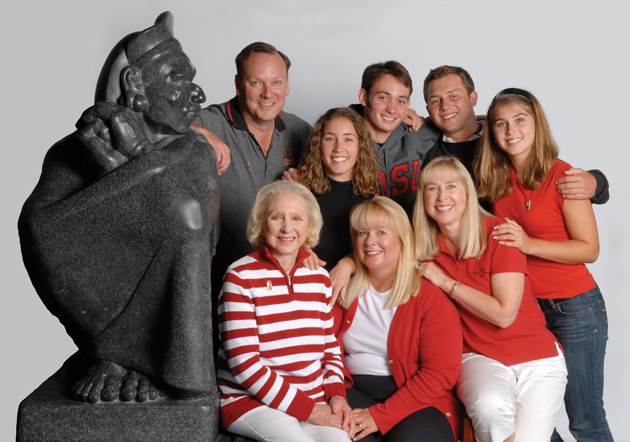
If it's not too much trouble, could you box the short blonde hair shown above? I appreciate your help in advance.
[247,181,323,249]
[342,197,420,310]
[414,156,490,260]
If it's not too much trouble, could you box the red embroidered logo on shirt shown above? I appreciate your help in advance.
[284,152,294,166]
[473,268,490,277]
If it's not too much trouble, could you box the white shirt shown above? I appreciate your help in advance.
[342,286,397,376]
[442,120,485,143]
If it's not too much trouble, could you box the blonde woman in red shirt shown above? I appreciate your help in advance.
[475,88,613,442]
[414,156,567,442]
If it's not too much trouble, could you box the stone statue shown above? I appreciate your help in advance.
[18,12,219,404]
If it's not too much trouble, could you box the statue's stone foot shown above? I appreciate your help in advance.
[17,352,221,442]
[73,360,125,403]
[73,360,163,403]
[120,368,161,402]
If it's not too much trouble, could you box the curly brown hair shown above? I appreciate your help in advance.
[298,108,380,197]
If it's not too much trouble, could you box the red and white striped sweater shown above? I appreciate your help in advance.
[217,244,346,428]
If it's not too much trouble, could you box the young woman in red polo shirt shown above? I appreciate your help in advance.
[474,89,613,442]
[414,156,567,442]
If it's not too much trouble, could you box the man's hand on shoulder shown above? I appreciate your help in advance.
[192,124,231,175]
[555,168,596,200]
[404,108,426,132]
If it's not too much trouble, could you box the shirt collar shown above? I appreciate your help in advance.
[443,120,485,143]
[257,243,310,272]
[226,96,287,133]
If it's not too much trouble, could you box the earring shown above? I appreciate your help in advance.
[133,94,147,112]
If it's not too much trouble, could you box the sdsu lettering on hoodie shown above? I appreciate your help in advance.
[349,104,441,217]
[374,122,441,217]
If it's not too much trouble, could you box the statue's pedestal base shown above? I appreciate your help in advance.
[17,353,220,442]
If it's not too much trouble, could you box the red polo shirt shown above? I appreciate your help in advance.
[433,217,560,366]
[493,159,596,300]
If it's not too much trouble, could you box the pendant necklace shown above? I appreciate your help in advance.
[518,174,533,210]
[523,187,534,210]
[515,167,533,210]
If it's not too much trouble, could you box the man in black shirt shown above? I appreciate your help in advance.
[422,65,609,204]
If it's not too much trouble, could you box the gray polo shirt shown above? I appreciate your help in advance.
[195,96,312,279]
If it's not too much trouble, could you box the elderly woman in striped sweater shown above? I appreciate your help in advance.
[217,180,355,442]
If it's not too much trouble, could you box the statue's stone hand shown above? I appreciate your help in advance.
[76,102,151,174]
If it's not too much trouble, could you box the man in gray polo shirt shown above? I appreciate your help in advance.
[194,42,312,299]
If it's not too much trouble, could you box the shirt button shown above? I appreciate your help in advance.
[346,320,351,324]
[388,359,393,365]
[445,412,452,418]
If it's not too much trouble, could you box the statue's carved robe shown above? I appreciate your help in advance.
[19,129,219,398]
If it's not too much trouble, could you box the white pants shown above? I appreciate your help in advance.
[227,405,353,442]
[457,348,567,442]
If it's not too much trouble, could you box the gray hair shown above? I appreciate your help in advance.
[247,181,323,249]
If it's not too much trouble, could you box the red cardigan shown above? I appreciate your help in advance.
[333,280,464,441]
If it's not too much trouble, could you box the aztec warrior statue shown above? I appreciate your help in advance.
[19,12,219,404]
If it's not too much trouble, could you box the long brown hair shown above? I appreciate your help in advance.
[475,89,559,202]
[298,107,380,197]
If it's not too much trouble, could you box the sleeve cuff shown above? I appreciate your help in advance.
[369,405,391,434]
[286,393,316,422]
[588,169,610,205]
[324,383,347,401]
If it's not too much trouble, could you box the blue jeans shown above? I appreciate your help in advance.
[545,285,614,442]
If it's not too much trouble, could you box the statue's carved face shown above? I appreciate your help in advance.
[142,53,206,135]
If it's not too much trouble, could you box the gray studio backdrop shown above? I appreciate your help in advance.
[2,1,628,441]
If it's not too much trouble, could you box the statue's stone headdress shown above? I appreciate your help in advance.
[94,11,182,104]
